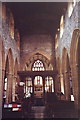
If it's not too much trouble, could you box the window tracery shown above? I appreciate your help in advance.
[32,60,45,71]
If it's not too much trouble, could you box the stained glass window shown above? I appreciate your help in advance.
[32,60,45,71]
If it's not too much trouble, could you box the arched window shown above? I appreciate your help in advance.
[25,77,32,98]
[34,76,43,85]
[45,76,54,92]
[32,60,45,71]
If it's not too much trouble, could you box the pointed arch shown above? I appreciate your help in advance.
[61,47,71,101]
[4,48,14,103]
[70,29,80,109]
[25,53,53,71]
[21,50,52,70]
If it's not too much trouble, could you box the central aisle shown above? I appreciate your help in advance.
[31,106,45,118]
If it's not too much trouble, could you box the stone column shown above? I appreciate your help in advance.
[58,74,61,92]
[42,76,45,94]
[6,73,13,103]
[32,76,35,95]
[54,74,59,93]
[24,79,26,97]
[53,77,56,92]
[2,69,5,102]
[56,74,61,100]
[12,75,17,102]
[0,37,2,119]
[64,71,71,101]
[62,73,65,94]
[0,2,2,120]
[60,74,65,100]
[71,65,80,117]
[0,68,2,120]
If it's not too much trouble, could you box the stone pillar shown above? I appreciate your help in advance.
[0,68,2,120]
[57,74,61,99]
[54,74,61,99]
[2,69,5,101]
[42,76,45,94]
[0,2,3,120]
[6,73,13,103]
[58,74,61,92]
[24,79,26,96]
[0,42,2,120]
[62,73,65,94]
[53,77,56,92]
[60,74,65,100]
[32,77,34,95]
[12,75,17,102]
[71,65,79,117]
[64,71,71,101]
[77,64,80,117]
[54,74,59,93]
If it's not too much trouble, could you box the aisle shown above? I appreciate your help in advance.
[31,106,45,118]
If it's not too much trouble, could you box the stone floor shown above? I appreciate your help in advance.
[24,101,78,119]
[31,106,45,118]
[2,97,79,119]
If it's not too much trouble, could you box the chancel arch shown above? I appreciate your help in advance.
[25,53,53,71]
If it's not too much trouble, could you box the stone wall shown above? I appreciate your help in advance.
[1,4,20,105]
[55,2,80,111]
[20,34,55,70]
[2,21,20,66]
[56,2,79,60]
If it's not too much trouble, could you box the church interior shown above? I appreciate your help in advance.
[0,1,80,119]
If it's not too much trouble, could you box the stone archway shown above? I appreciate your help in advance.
[4,48,14,103]
[70,29,80,111]
[61,47,71,101]
[25,53,53,71]
[21,51,53,71]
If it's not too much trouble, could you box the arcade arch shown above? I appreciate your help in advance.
[70,29,80,110]
[3,48,14,103]
[61,47,73,101]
